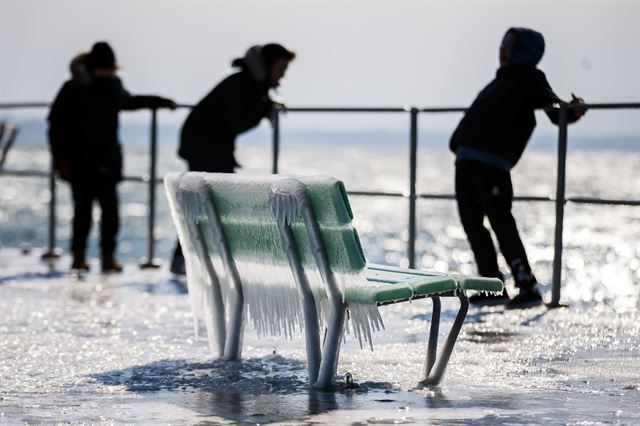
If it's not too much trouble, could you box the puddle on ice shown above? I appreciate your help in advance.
[1,249,639,424]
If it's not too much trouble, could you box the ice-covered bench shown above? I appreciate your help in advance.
[164,172,502,389]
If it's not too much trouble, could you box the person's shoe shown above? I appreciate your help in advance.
[469,288,510,306]
[170,254,186,275]
[71,258,90,271]
[71,249,90,272]
[102,250,123,273]
[506,286,543,309]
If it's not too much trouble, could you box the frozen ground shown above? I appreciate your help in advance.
[1,248,638,425]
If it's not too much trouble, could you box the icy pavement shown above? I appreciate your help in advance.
[1,248,638,424]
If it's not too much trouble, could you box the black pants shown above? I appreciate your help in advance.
[172,161,234,261]
[70,177,119,253]
[455,160,534,288]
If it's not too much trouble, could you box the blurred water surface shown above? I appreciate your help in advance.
[2,145,638,305]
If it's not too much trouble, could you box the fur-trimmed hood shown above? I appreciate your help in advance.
[69,52,92,85]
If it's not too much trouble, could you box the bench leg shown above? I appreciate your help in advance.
[421,294,469,386]
[223,289,244,361]
[423,296,441,378]
[193,223,226,358]
[276,221,322,384]
[197,186,245,361]
[302,299,322,385]
[314,303,346,389]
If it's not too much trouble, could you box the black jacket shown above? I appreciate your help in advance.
[48,76,166,182]
[178,70,272,171]
[450,65,579,168]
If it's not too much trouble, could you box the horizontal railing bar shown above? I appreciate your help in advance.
[283,107,408,113]
[566,102,640,110]
[347,190,406,198]
[3,102,639,112]
[566,196,640,206]
[0,102,49,109]
[279,103,640,113]
[0,169,50,177]
[417,193,640,205]
[346,189,639,206]
[0,169,161,183]
[420,107,466,113]
[418,194,554,202]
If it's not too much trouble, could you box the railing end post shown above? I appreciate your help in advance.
[140,258,163,269]
[41,247,63,261]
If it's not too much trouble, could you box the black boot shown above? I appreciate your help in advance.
[170,242,186,275]
[506,286,543,309]
[506,258,542,309]
[71,248,90,271]
[170,254,186,275]
[102,249,123,273]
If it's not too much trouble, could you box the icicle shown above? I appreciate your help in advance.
[165,172,391,360]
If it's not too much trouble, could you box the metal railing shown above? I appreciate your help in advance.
[1,101,639,306]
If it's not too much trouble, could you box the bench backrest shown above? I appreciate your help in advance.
[166,172,366,272]
[164,172,368,336]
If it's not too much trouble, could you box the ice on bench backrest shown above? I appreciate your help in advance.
[164,172,368,338]
[176,173,366,273]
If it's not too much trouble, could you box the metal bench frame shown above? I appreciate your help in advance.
[174,175,476,389]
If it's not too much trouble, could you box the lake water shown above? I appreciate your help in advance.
[0,144,639,423]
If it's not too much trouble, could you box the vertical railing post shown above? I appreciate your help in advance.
[408,107,418,269]
[550,106,568,307]
[41,156,61,260]
[271,107,280,174]
[140,107,160,269]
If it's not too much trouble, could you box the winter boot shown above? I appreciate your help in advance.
[102,249,123,273]
[71,248,90,272]
[170,253,186,275]
[506,258,543,309]
[506,286,543,309]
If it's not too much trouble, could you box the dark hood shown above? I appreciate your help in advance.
[507,27,545,66]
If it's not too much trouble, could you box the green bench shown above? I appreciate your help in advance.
[164,172,502,389]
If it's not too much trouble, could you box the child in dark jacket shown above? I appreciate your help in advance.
[450,28,586,308]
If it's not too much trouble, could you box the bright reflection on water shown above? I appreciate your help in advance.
[1,146,639,423]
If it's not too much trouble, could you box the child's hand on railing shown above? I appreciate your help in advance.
[570,93,587,118]
[160,98,177,110]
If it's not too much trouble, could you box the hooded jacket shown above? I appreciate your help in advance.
[178,68,273,171]
[450,28,580,170]
[48,53,168,182]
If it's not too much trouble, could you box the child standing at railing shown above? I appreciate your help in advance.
[450,28,587,309]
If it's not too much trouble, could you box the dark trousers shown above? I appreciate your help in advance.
[70,178,119,253]
[455,160,534,288]
[172,161,234,261]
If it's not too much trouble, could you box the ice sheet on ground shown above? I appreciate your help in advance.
[1,249,638,424]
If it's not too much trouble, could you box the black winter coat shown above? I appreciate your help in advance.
[48,77,166,183]
[450,65,579,168]
[178,70,273,171]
